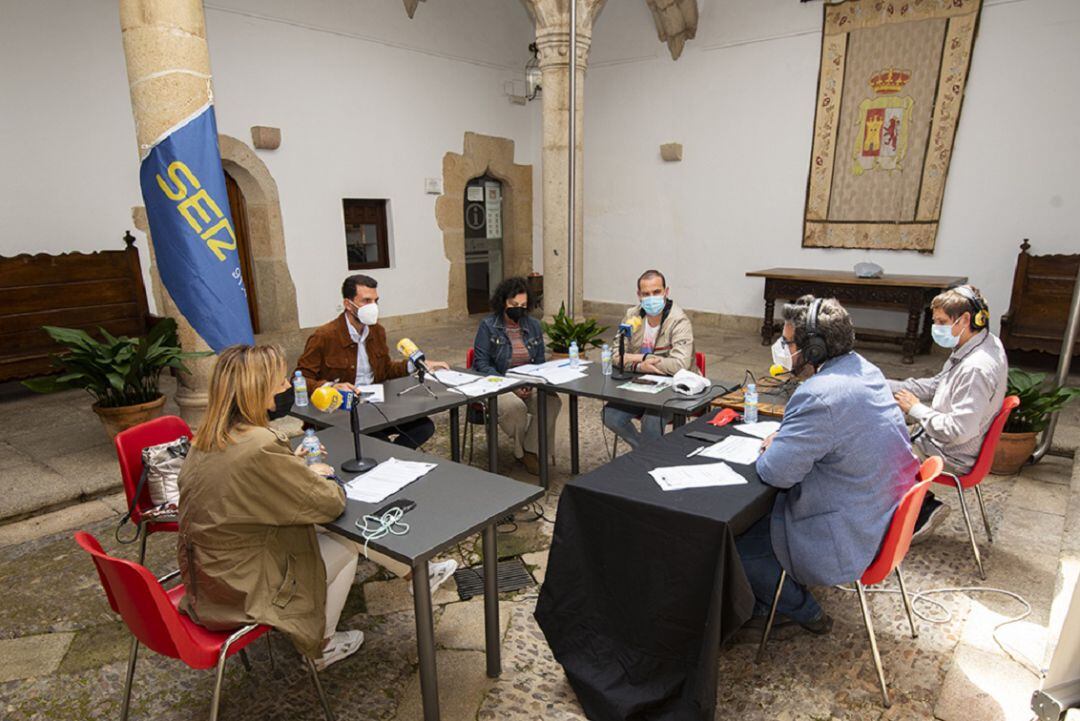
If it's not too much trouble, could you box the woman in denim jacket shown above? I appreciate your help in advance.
[472,277,562,475]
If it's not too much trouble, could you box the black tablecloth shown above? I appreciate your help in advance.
[535,415,777,721]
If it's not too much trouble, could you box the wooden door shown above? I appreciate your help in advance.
[225,172,260,334]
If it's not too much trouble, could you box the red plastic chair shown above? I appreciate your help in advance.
[933,395,1020,579]
[756,456,944,708]
[462,349,487,462]
[75,531,334,721]
[694,351,706,376]
[115,415,191,564]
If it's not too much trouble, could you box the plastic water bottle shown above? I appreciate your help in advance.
[293,370,309,407]
[600,344,612,376]
[568,341,580,369]
[301,428,323,466]
[744,383,759,424]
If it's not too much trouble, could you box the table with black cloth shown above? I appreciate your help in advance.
[534,414,778,721]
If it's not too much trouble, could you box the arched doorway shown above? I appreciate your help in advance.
[224,171,260,333]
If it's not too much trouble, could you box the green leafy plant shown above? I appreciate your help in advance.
[22,319,210,408]
[1004,368,1080,433]
[542,303,609,354]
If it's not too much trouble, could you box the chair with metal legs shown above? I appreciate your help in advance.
[931,395,1020,579]
[756,456,944,708]
[114,416,192,565]
[610,352,708,458]
[74,531,334,721]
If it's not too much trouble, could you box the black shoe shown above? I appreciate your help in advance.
[911,496,950,545]
[799,612,833,635]
[742,613,796,631]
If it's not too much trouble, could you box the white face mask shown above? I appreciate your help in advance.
[771,338,794,371]
[351,301,379,326]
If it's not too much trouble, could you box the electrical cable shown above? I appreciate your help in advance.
[368,400,425,450]
[834,583,1040,677]
[355,507,410,559]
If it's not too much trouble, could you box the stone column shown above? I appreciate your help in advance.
[119,0,217,428]
[522,0,607,319]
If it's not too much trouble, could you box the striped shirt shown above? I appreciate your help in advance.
[506,324,530,368]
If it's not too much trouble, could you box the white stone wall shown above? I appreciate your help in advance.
[582,0,1080,330]
[0,0,539,325]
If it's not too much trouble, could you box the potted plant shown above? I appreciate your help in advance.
[542,303,609,357]
[22,318,209,438]
[992,368,1080,474]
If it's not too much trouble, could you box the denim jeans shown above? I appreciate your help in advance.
[735,514,823,624]
[602,403,665,450]
[371,416,435,449]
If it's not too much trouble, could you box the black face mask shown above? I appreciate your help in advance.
[505,306,527,322]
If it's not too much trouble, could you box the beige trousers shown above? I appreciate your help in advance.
[498,388,562,459]
[318,531,409,638]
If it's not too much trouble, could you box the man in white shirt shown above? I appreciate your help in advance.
[890,285,1008,542]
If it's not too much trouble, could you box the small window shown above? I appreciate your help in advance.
[342,199,390,270]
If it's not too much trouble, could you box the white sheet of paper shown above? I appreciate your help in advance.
[507,365,588,385]
[638,374,673,386]
[616,379,667,394]
[648,462,748,491]
[433,369,482,387]
[697,435,763,465]
[344,457,437,503]
[355,384,384,403]
[733,421,781,440]
[448,375,525,397]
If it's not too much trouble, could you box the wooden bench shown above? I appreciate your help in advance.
[746,267,967,364]
[0,232,157,382]
[1000,239,1080,360]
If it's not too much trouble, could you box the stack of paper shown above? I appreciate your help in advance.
[448,375,525,397]
[432,369,482,387]
[733,420,781,439]
[649,462,747,491]
[617,379,667,394]
[508,359,588,385]
[698,435,763,465]
[344,457,437,503]
[356,384,384,403]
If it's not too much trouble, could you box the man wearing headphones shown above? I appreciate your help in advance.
[737,296,919,635]
[890,285,1007,542]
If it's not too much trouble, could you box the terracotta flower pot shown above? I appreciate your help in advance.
[92,395,167,439]
[991,430,1037,475]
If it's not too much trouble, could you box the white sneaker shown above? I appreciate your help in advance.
[315,630,364,671]
[429,559,458,594]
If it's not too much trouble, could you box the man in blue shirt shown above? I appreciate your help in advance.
[738,296,919,634]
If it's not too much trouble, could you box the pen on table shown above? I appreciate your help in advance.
[686,445,705,458]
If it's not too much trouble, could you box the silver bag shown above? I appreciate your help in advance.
[142,437,189,506]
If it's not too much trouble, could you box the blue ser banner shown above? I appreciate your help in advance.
[139,105,254,353]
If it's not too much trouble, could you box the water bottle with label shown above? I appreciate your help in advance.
[744,383,759,424]
[568,341,580,369]
[301,428,323,466]
[600,344,612,376]
[293,370,309,407]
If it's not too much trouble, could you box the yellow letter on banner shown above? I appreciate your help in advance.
[201,218,238,261]
[156,161,201,201]
[178,188,225,234]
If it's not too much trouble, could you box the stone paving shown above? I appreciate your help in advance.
[1,317,1077,721]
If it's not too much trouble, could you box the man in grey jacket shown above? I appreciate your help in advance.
[890,285,1007,542]
[738,296,919,634]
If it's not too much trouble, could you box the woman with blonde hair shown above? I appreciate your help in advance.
[177,344,367,669]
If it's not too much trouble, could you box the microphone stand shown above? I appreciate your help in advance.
[341,399,377,474]
[612,328,633,380]
[397,363,438,398]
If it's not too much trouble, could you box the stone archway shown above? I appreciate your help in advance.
[217,135,299,334]
[436,132,533,319]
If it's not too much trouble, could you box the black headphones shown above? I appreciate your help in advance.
[951,285,989,331]
[802,298,829,367]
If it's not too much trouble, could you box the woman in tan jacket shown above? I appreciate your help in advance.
[177,345,366,668]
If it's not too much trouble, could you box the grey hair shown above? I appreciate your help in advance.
[782,295,855,361]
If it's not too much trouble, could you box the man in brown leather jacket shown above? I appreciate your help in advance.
[296,274,449,448]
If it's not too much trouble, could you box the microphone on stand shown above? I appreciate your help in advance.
[395,338,439,398]
[611,316,641,381]
[311,385,376,474]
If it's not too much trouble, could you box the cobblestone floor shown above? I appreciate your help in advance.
[1,318,1075,720]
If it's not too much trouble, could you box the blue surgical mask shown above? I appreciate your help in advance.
[640,296,666,317]
[931,318,960,349]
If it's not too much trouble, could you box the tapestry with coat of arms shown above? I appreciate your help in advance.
[803,0,982,252]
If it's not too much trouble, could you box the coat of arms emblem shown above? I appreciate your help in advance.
[852,68,914,176]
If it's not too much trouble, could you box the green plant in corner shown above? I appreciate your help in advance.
[542,303,609,354]
[1004,368,1080,433]
[22,318,211,408]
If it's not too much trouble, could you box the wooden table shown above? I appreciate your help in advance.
[746,268,967,363]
